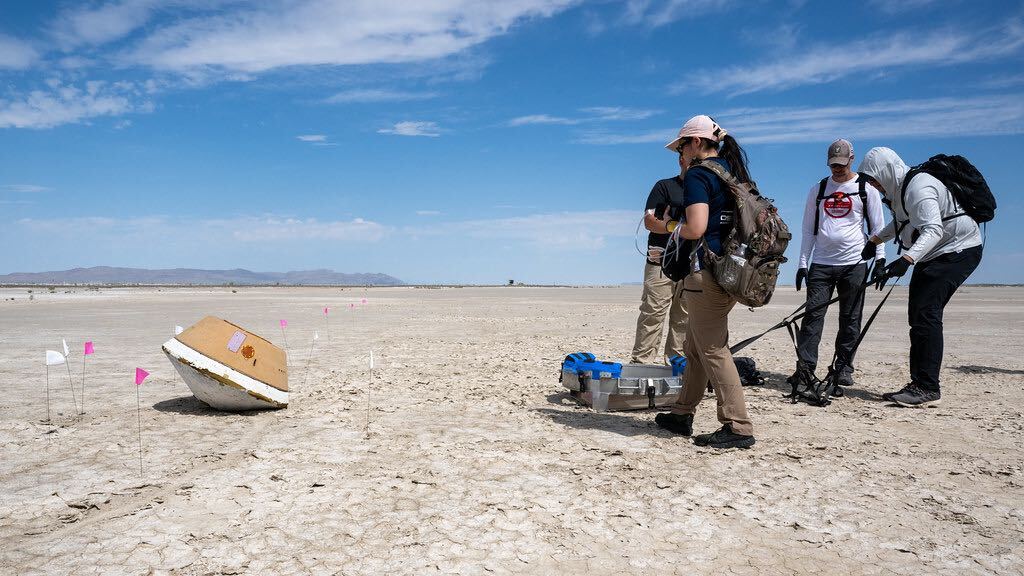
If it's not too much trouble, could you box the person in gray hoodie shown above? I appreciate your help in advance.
[858,147,983,407]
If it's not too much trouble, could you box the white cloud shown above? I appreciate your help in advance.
[124,0,579,73]
[4,209,643,282]
[574,129,672,145]
[715,94,1024,143]
[221,217,386,242]
[1,184,52,193]
[509,114,580,126]
[981,73,1024,90]
[416,210,442,216]
[49,0,161,49]
[405,210,637,250]
[324,88,439,104]
[296,134,327,142]
[8,210,632,260]
[866,0,947,14]
[622,0,734,27]
[0,80,153,129]
[0,33,39,69]
[581,106,659,121]
[378,121,441,137]
[16,215,387,243]
[510,107,661,127]
[682,23,1024,95]
[572,94,1024,145]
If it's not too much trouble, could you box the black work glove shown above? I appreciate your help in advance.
[879,257,912,288]
[861,240,877,261]
[795,267,807,291]
[870,258,887,289]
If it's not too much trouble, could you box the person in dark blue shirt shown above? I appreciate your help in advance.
[680,156,735,259]
[649,115,755,450]
[631,174,690,364]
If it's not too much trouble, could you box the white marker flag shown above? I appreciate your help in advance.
[62,339,70,357]
[369,350,374,369]
[46,350,66,366]
[175,325,184,335]
[314,331,319,341]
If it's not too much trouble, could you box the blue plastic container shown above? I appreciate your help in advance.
[562,352,623,379]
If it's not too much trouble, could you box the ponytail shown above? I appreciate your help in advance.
[717,134,751,183]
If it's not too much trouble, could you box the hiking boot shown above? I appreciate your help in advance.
[787,365,815,386]
[831,384,844,398]
[692,423,755,449]
[881,383,913,402]
[836,371,855,387]
[655,412,693,436]
[891,384,942,408]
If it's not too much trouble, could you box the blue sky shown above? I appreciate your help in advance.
[1,0,1022,284]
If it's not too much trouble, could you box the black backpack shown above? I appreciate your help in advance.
[901,154,996,224]
[734,357,765,387]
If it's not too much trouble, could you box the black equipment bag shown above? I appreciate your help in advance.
[901,154,996,224]
[733,357,765,387]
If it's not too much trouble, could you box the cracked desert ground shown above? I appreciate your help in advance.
[1,285,1022,575]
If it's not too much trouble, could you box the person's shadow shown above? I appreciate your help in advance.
[956,364,1024,376]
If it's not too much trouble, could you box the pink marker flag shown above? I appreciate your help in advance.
[280,319,288,328]
[361,298,367,305]
[135,368,149,386]
[84,341,95,355]
[323,307,329,316]
[349,303,355,309]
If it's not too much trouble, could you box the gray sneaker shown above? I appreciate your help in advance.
[891,384,942,408]
[882,383,913,402]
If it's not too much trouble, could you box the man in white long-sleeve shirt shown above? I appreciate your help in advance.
[791,139,885,389]
[859,147,983,407]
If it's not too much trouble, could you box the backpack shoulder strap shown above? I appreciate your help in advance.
[856,172,873,233]
[692,158,737,187]
[691,159,741,257]
[894,168,924,255]
[814,177,828,236]
[900,167,922,210]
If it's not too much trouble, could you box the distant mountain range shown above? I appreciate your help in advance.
[0,267,403,286]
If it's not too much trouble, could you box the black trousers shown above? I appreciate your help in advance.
[908,245,983,392]
[796,262,867,373]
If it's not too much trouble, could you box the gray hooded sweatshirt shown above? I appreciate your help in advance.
[858,147,981,263]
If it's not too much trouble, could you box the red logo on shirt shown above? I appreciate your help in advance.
[823,193,853,218]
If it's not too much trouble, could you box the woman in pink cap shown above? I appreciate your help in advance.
[651,115,757,449]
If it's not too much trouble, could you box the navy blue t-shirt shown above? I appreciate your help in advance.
[644,176,685,263]
[682,157,736,257]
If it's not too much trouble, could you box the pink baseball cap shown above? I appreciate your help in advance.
[665,115,727,152]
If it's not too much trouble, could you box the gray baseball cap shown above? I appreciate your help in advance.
[828,139,854,166]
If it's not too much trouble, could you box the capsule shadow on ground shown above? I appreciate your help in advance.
[152,395,262,417]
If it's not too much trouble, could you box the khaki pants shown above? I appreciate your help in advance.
[669,270,753,436]
[630,261,688,364]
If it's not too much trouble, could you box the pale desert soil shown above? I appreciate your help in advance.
[0,285,1021,575]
